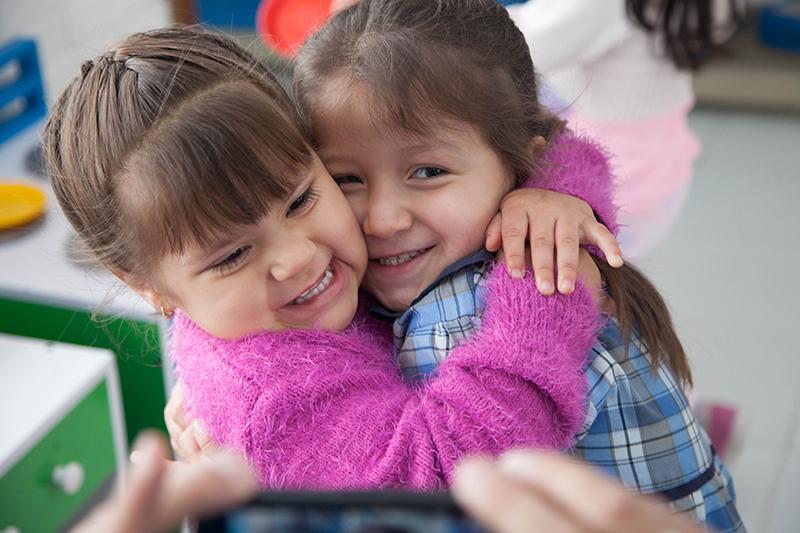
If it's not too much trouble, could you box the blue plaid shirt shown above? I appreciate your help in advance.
[374,258,745,532]
[371,251,492,382]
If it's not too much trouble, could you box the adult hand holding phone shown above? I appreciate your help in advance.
[453,450,703,533]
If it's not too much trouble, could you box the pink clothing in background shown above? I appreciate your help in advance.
[566,104,700,258]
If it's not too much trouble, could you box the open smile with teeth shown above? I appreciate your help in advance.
[376,248,429,266]
[291,266,334,305]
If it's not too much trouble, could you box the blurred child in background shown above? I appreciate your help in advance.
[504,0,741,258]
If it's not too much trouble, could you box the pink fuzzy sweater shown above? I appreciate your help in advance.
[173,269,598,490]
[532,131,618,237]
[171,131,615,490]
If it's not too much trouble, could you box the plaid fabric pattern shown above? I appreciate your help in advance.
[390,260,744,532]
[574,321,745,532]
[391,263,490,382]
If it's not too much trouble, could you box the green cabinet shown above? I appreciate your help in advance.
[0,124,172,446]
[0,335,127,531]
[0,297,167,443]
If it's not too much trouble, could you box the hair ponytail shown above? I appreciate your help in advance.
[596,260,692,386]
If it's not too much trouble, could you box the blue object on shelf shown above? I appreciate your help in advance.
[195,0,260,29]
[759,3,800,55]
[0,39,46,145]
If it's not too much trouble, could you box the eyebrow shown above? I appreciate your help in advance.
[321,139,465,165]
[182,238,237,271]
[184,171,318,270]
[397,141,464,156]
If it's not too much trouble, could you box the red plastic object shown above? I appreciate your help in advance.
[257,0,332,57]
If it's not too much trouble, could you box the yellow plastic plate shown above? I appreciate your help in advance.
[0,183,47,229]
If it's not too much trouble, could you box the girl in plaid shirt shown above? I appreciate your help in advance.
[285,0,743,530]
[48,24,613,492]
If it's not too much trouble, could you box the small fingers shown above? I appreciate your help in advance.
[528,216,556,295]
[192,420,221,453]
[500,207,529,279]
[485,212,503,252]
[163,383,189,448]
[555,220,581,294]
[582,222,623,267]
[175,424,202,461]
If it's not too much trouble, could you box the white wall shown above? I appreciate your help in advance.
[0,0,171,104]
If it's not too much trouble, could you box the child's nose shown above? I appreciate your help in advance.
[269,238,316,281]
[363,190,413,238]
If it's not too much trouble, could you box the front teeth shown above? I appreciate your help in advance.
[378,249,425,266]
[291,267,334,305]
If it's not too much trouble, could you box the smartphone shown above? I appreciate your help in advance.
[198,489,487,533]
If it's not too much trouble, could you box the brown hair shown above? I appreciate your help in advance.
[295,0,691,385]
[294,0,564,187]
[44,25,313,285]
[626,0,742,70]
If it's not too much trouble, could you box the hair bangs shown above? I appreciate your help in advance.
[342,39,539,182]
[121,80,313,263]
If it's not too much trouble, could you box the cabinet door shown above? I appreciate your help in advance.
[0,382,116,532]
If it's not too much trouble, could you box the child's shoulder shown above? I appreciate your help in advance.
[583,318,676,394]
[171,309,388,373]
[545,128,613,170]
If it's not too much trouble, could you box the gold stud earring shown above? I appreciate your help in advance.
[160,305,174,319]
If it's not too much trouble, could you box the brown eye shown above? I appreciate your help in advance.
[333,175,363,186]
[287,186,319,216]
[211,246,251,273]
[411,166,446,179]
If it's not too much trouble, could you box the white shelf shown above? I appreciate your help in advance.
[0,334,125,478]
[0,123,152,318]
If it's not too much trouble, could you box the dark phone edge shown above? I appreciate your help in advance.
[198,490,468,532]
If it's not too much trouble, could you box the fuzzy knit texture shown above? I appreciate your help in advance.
[172,265,599,490]
[527,130,619,239]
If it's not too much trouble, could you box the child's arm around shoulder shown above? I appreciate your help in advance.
[171,265,601,491]
[530,130,619,232]
[487,131,623,294]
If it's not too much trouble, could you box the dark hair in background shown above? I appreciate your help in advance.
[294,0,564,187]
[626,0,743,70]
[296,0,691,385]
[44,26,312,285]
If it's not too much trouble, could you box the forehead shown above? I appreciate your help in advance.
[313,85,485,156]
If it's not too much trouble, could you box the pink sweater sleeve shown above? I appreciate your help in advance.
[172,265,599,491]
[526,130,619,235]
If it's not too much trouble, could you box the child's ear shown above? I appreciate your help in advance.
[527,135,547,158]
[114,270,175,316]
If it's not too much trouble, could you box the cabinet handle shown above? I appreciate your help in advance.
[52,461,85,495]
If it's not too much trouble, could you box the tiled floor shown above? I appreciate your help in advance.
[639,108,800,532]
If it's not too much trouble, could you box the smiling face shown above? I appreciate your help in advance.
[312,85,515,311]
[151,156,367,339]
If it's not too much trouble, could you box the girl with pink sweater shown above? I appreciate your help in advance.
[44,25,614,489]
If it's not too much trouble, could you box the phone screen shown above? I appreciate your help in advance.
[198,490,487,533]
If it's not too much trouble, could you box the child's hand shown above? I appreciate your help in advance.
[485,188,623,295]
[164,382,217,461]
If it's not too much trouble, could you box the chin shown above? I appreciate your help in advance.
[323,300,358,331]
[376,293,414,313]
